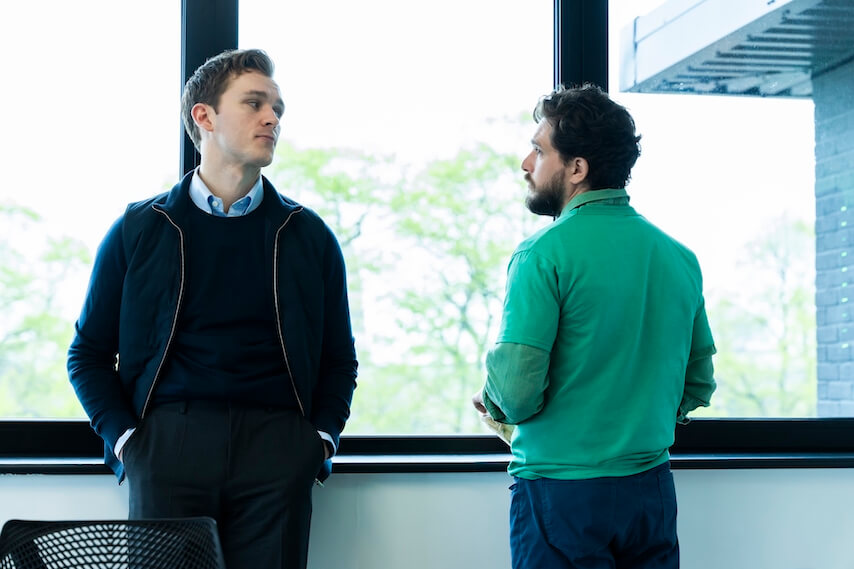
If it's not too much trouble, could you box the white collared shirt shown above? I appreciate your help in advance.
[188,168,264,216]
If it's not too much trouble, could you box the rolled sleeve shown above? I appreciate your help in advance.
[678,300,717,424]
[484,342,551,425]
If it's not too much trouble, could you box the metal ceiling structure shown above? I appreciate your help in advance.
[620,0,854,97]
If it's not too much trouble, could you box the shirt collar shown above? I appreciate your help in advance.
[188,168,265,217]
[560,188,630,218]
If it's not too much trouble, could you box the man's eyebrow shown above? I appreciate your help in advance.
[243,90,285,112]
[243,90,272,99]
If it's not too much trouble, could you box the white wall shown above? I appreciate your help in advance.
[2,469,853,569]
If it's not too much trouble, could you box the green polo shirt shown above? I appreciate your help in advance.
[483,189,716,480]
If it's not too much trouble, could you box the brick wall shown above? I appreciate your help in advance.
[814,59,854,416]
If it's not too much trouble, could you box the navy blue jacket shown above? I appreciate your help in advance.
[68,173,358,481]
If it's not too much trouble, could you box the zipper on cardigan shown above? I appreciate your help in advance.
[272,207,306,416]
[273,206,328,486]
[139,205,187,419]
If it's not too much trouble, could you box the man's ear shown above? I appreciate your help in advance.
[567,157,589,185]
[191,103,215,135]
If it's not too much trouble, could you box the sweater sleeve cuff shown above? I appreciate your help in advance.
[318,430,336,456]
[482,389,508,423]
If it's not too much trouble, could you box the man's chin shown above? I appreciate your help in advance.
[525,194,558,217]
[255,154,275,168]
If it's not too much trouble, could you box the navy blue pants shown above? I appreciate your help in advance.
[509,462,679,569]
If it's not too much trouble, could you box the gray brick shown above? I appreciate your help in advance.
[827,344,853,362]
[818,401,841,417]
[836,171,854,191]
[815,177,839,198]
[815,111,854,142]
[816,212,841,233]
[824,305,853,324]
[817,228,854,252]
[814,62,854,118]
[840,362,854,381]
[840,326,854,342]
[816,269,846,289]
[816,251,844,270]
[839,401,854,416]
[817,179,854,203]
[827,381,853,400]
[816,231,837,251]
[815,56,854,382]
[817,306,828,327]
[818,362,839,381]
[817,151,854,180]
[816,289,839,307]
[817,326,839,343]
[816,194,846,216]
[816,124,854,157]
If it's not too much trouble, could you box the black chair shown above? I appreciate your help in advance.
[0,517,226,569]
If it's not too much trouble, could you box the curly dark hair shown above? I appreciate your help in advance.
[533,84,641,190]
[181,49,276,150]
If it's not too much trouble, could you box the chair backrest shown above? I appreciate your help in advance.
[0,517,226,569]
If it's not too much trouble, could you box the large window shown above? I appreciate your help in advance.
[0,1,180,418]
[612,0,854,418]
[240,0,554,433]
[4,0,854,456]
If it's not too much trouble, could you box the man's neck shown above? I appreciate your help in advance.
[197,161,262,212]
[561,183,590,211]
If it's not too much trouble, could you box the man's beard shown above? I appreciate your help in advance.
[525,169,565,217]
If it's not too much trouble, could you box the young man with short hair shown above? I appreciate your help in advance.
[69,49,358,569]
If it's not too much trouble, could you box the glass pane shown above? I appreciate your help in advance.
[0,2,180,418]
[612,0,854,417]
[240,0,553,433]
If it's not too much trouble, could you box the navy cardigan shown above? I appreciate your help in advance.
[67,173,358,481]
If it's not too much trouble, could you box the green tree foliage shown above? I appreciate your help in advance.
[268,138,544,433]
[0,206,91,417]
[700,217,816,417]
[375,144,544,432]
[0,144,819,429]
[268,141,819,430]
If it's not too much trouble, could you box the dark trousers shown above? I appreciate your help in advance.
[123,401,325,569]
[509,462,679,569]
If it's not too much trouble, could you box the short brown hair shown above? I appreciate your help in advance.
[181,49,275,150]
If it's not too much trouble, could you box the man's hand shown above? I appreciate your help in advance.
[472,390,488,415]
[473,389,514,446]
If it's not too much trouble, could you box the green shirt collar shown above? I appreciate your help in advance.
[560,188,629,218]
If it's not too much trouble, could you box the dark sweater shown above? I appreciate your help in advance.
[153,200,296,408]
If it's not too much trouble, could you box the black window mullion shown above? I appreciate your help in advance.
[180,0,239,175]
[554,0,608,90]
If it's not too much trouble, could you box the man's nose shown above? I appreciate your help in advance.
[521,153,533,172]
[264,107,279,127]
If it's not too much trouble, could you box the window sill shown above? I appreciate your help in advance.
[3,420,854,475]
[4,453,854,476]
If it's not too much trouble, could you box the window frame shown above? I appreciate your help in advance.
[4,419,854,474]
[3,0,852,473]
